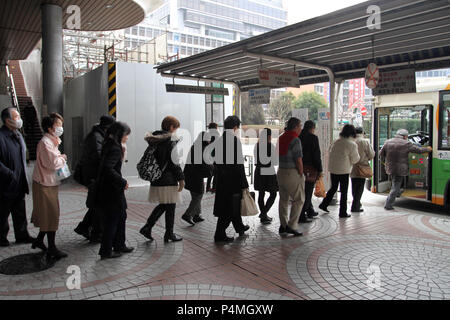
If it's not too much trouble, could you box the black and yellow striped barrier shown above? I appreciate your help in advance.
[108,62,117,118]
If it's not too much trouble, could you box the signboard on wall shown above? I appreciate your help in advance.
[292,108,309,125]
[248,88,271,105]
[258,68,300,87]
[317,108,331,190]
[373,69,416,95]
[166,84,229,95]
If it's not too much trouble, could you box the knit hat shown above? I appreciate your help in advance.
[99,115,116,127]
[396,129,409,137]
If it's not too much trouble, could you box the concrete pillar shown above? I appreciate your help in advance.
[41,4,63,116]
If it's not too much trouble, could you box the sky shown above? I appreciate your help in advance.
[282,0,368,25]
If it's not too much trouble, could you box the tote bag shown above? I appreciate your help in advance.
[241,189,259,216]
[56,163,71,181]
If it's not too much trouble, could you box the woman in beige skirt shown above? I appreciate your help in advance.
[31,113,68,260]
[139,116,185,243]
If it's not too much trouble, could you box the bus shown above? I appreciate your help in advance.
[371,89,450,208]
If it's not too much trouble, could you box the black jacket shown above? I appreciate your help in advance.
[299,131,323,173]
[77,125,106,186]
[97,139,127,210]
[213,131,249,218]
[0,126,29,199]
[184,138,213,194]
[145,131,184,187]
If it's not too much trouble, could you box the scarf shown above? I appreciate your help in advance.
[279,130,299,156]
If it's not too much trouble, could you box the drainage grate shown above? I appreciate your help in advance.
[0,253,56,275]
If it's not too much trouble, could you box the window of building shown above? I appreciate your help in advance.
[205,39,210,47]
[193,48,199,54]
[193,36,198,45]
[439,93,450,149]
[187,47,193,55]
[167,32,173,40]
[146,28,152,38]
[174,33,180,42]
[180,46,186,55]
[187,35,193,44]
[132,27,138,36]
[211,39,216,47]
[200,37,205,46]
[125,28,131,35]
[181,34,186,43]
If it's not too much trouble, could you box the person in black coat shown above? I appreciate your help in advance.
[181,132,213,225]
[253,128,278,224]
[74,115,115,242]
[212,116,250,243]
[96,121,134,260]
[299,120,323,223]
[139,116,185,243]
[0,108,35,247]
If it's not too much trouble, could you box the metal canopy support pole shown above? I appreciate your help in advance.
[42,3,63,116]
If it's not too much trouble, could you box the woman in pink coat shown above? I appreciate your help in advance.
[31,112,68,260]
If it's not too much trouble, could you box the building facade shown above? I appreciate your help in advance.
[122,0,287,60]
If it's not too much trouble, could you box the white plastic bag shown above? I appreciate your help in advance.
[56,163,71,181]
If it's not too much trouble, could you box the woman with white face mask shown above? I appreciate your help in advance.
[31,112,68,260]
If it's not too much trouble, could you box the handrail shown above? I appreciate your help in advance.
[5,65,19,109]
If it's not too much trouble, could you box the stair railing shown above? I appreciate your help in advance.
[5,65,19,109]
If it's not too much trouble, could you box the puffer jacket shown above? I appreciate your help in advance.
[350,134,375,178]
[380,135,430,176]
[145,130,184,187]
[328,137,360,174]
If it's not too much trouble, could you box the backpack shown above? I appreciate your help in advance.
[137,145,167,182]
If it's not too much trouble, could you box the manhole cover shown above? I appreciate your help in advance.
[0,253,56,275]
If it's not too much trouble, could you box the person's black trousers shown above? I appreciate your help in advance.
[146,203,176,235]
[0,196,30,242]
[99,207,126,256]
[214,193,245,239]
[321,174,350,215]
[300,181,316,219]
[258,191,277,216]
[76,207,103,238]
[351,178,366,211]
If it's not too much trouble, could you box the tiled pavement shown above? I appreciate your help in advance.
[0,180,448,300]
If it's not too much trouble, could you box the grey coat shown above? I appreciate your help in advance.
[380,135,430,176]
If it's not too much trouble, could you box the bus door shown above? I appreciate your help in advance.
[375,105,433,200]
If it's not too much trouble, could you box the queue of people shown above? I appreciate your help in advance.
[2,106,422,262]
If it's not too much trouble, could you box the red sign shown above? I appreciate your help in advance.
[365,63,379,89]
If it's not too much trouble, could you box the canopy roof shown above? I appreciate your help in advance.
[155,0,450,91]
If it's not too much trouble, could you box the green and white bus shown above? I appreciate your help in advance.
[372,89,450,208]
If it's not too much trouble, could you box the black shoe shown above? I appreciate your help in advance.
[319,203,330,213]
[114,246,134,254]
[164,233,183,243]
[31,240,47,252]
[238,225,250,236]
[181,214,195,226]
[74,226,90,240]
[351,208,364,213]
[299,217,313,223]
[139,226,154,241]
[193,215,205,223]
[89,235,102,244]
[279,226,287,234]
[285,226,303,236]
[307,211,319,218]
[384,207,394,211]
[0,239,10,247]
[101,252,122,260]
[15,236,36,244]
[214,236,234,243]
[339,213,352,218]
[260,216,273,224]
[47,248,68,260]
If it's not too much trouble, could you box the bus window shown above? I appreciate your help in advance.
[439,92,450,149]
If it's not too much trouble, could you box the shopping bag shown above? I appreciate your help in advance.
[314,177,326,198]
[56,163,71,181]
[241,189,259,216]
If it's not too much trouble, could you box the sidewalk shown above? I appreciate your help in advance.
[0,179,448,300]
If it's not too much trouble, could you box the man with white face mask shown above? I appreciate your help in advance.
[0,107,35,247]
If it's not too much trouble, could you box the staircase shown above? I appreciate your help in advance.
[8,61,43,160]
